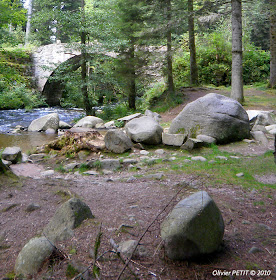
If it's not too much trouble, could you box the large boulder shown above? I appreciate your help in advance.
[125,116,163,145]
[28,113,59,132]
[73,116,104,128]
[104,130,133,153]
[43,198,94,242]
[1,146,22,164]
[15,237,54,277]
[161,191,224,260]
[169,93,250,144]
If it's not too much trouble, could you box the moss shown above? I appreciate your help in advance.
[66,263,79,278]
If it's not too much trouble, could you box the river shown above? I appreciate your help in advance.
[0,107,84,152]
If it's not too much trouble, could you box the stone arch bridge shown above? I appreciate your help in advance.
[32,42,117,106]
[33,42,164,106]
[33,42,82,106]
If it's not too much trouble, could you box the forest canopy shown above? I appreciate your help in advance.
[0,0,274,113]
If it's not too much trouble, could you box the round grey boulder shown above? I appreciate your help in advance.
[169,93,250,144]
[125,116,163,145]
[73,116,104,128]
[161,191,224,260]
[28,113,60,132]
[104,130,133,153]
[15,237,54,276]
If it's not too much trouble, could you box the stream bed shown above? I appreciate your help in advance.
[0,107,84,152]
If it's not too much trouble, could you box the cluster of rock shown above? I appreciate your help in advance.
[15,198,94,277]
[21,93,276,156]
[14,191,224,277]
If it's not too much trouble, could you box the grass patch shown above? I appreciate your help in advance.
[159,145,276,190]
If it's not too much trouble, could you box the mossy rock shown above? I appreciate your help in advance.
[43,198,94,242]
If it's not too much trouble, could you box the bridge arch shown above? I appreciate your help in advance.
[33,43,117,106]
[42,55,83,106]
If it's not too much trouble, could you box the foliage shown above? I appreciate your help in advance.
[173,32,270,87]
[0,84,45,109]
[97,102,136,121]
[140,81,166,110]
[0,47,46,109]
[0,0,26,28]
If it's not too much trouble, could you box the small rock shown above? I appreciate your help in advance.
[215,156,228,160]
[102,170,113,175]
[100,159,121,170]
[242,220,251,224]
[181,138,204,150]
[183,159,192,163]
[123,159,138,164]
[1,146,22,164]
[236,173,244,177]
[118,224,134,231]
[230,156,240,159]
[28,153,46,162]
[105,120,116,128]
[169,157,176,161]
[144,173,164,180]
[78,151,88,160]
[257,223,272,231]
[45,128,56,134]
[128,164,135,171]
[127,176,136,182]
[26,203,41,212]
[118,113,142,123]
[59,120,71,129]
[250,131,269,146]
[140,150,149,155]
[83,170,99,176]
[2,159,12,166]
[249,246,263,254]
[118,240,148,259]
[155,149,165,155]
[191,156,207,162]
[162,133,186,146]
[64,162,79,171]
[21,153,29,163]
[41,170,55,177]
[243,139,255,143]
[196,134,216,144]
[208,160,216,164]
[105,178,113,182]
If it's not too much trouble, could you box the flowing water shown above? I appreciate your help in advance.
[0,107,84,152]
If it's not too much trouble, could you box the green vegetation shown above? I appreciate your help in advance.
[173,32,270,88]
[158,146,276,190]
[0,0,274,114]
[0,48,46,109]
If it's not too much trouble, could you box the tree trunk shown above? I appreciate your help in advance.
[80,0,94,116]
[231,0,244,103]
[188,0,199,86]
[25,0,32,45]
[128,42,136,110]
[166,0,175,93]
[269,0,276,88]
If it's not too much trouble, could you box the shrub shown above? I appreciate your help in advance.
[0,84,46,109]
[173,32,270,87]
